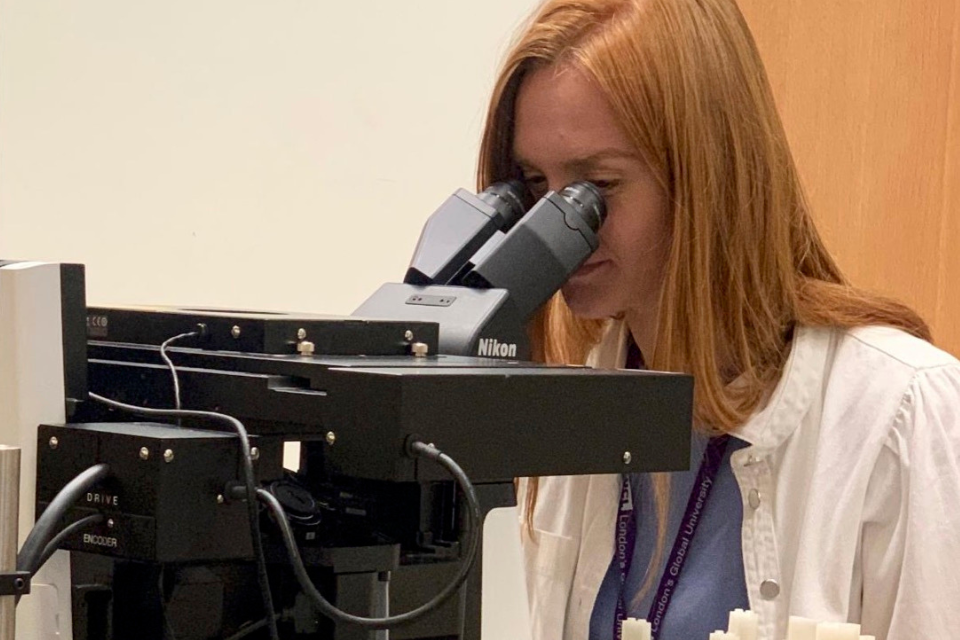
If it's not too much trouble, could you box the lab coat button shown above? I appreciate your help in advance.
[748,489,761,509]
[760,579,780,599]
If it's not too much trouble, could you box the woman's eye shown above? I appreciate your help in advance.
[589,179,619,193]
[523,176,547,196]
[521,176,619,198]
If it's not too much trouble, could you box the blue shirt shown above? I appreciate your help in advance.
[589,435,750,640]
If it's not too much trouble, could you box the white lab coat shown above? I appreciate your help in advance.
[519,322,960,640]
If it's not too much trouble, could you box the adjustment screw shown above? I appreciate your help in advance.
[13,578,24,591]
[163,449,174,463]
[139,447,150,461]
[216,494,225,504]
[250,447,260,461]
[106,518,115,529]
[325,431,337,446]
[297,328,307,340]
[411,342,429,357]
[231,325,241,339]
[404,330,414,342]
[297,340,315,356]
[48,437,59,450]
[623,451,632,464]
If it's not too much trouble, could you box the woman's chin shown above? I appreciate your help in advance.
[560,285,619,319]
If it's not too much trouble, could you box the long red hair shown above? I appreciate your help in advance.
[478,0,930,597]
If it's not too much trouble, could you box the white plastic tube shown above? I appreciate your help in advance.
[621,618,652,640]
[814,622,861,640]
[727,609,758,640]
[787,616,818,640]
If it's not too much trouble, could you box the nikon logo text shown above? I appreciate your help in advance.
[477,338,517,358]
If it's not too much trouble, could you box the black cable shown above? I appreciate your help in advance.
[164,607,179,640]
[255,440,481,631]
[159,330,199,411]
[222,614,282,640]
[17,463,110,574]
[88,392,281,640]
[33,513,105,574]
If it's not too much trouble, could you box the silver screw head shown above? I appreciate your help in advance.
[623,451,633,464]
[411,342,429,357]
[231,325,241,339]
[139,447,150,460]
[163,449,174,463]
[106,518,115,529]
[297,328,307,340]
[49,437,59,450]
[404,330,414,342]
[216,494,225,504]
[250,447,260,461]
[325,431,337,446]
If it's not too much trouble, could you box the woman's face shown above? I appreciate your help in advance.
[512,64,671,321]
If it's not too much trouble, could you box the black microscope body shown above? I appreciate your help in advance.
[31,182,693,640]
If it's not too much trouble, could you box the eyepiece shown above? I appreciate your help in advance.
[477,180,535,230]
[559,181,606,233]
[460,180,607,321]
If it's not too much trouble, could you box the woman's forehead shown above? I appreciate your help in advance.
[512,64,635,168]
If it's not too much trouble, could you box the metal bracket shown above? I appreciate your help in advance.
[0,571,31,597]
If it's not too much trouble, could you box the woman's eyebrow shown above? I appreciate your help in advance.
[513,148,640,172]
[565,149,639,169]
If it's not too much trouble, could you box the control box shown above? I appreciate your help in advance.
[36,422,280,563]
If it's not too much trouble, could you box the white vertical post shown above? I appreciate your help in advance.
[481,507,532,640]
[0,262,74,640]
[0,446,21,640]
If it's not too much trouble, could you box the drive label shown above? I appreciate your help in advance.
[86,492,119,508]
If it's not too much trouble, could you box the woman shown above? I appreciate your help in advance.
[476,1,960,639]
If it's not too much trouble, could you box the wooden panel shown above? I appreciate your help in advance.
[938,8,960,354]
[736,0,960,355]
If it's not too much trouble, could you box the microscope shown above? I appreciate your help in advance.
[0,181,693,640]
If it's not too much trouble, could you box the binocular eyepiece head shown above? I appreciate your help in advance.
[476,180,535,231]
[476,179,606,235]
[404,179,607,308]
[477,179,606,234]
[459,179,608,320]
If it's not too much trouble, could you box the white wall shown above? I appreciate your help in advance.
[0,1,540,314]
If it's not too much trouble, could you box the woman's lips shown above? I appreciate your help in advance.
[572,259,608,278]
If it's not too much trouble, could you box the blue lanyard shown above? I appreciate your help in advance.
[613,476,638,639]
[613,436,730,640]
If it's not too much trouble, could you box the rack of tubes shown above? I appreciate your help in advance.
[621,609,876,640]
